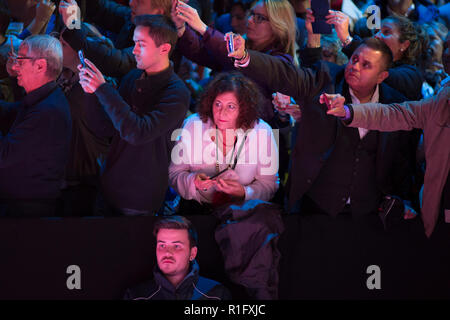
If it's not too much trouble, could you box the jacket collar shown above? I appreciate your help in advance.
[22,81,57,108]
[153,259,200,294]
[134,63,174,94]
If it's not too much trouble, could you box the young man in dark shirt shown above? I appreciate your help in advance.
[79,15,190,216]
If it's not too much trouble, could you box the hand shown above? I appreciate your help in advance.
[175,1,207,35]
[6,51,18,77]
[215,179,245,199]
[35,0,56,24]
[225,32,246,58]
[171,0,186,35]
[78,58,106,94]
[404,203,418,220]
[320,93,346,117]
[272,92,302,121]
[325,10,350,44]
[194,173,215,191]
[59,0,79,28]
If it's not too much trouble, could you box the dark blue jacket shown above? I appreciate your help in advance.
[0,81,72,200]
[123,260,231,300]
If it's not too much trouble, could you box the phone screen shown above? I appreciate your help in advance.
[78,50,86,68]
[227,34,234,53]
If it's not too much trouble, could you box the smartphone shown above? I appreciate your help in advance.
[78,50,86,68]
[209,168,229,180]
[311,0,332,34]
[227,33,234,53]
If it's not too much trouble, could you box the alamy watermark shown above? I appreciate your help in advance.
[366,5,381,30]
[66,265,81,290]
[64,3,81,30]
[170,121,279,176]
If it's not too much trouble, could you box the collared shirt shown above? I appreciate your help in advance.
[349,85,380,139]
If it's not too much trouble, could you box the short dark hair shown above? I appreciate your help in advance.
[153,216,198,248]
[357,37,393,71]
[133,14,178,55]
[197,72,261,130]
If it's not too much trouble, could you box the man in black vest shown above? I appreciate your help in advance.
[78,15,190,216]
[230,34,417,297]
[232,35,412,217]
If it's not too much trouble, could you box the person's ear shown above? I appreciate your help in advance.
[400,39,410,52]
[159,43,171,55]
[377,70,389,84]
[189,246,198,261]
[34,58,48,74]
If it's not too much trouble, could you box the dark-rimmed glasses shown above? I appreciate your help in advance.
[248,10,269,24]
[11,56,44,67]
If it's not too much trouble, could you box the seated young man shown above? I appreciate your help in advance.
[124,216,231,300]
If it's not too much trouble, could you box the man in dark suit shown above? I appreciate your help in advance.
[232,36,412,217]
[0,34,72,217]
[230,35,418,297]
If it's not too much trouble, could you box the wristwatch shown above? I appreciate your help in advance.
[341,35,353,47]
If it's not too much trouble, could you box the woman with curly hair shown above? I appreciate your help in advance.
[169,72,279,211]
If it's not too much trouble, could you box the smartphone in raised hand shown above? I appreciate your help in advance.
[78,50,86,68]
[227,33,234,53]
[311,0,332,34]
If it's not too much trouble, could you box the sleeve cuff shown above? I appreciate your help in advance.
[341,104,354,124]
[234,53,250,68]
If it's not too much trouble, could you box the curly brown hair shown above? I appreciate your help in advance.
[197,72,262,130]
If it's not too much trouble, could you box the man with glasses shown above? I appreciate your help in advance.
[0,34,72,217]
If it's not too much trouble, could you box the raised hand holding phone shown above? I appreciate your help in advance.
[78,58,106,94]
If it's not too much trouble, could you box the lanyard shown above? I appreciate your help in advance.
[215,126,247,173]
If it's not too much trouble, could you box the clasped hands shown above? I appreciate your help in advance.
[194,173,245,199]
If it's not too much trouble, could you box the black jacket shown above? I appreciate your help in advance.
[0,81,72,200]
[124,260,231,300]
[87,65,190,213]
[239,50,411,210]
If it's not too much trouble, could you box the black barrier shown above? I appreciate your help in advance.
[0,215,449,299]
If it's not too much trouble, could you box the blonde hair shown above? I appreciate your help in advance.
[264,0,299,66]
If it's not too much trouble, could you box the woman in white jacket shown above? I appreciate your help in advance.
[169,72,279,211]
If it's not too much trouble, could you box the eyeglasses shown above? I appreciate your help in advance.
[11,56,44,66]
[248,10,269,24]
